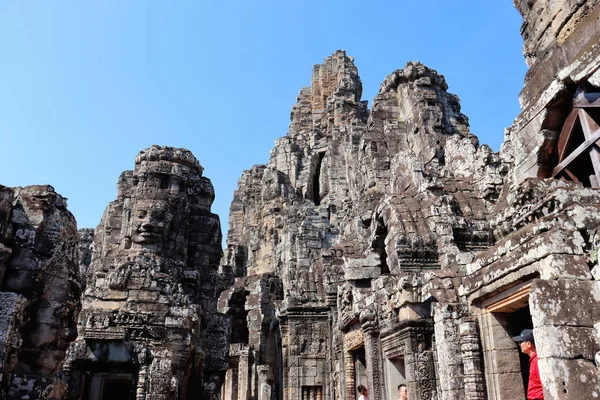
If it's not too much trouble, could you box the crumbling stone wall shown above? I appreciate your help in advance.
[0,185,82,399]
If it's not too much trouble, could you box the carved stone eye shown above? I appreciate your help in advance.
[137,210,147,219]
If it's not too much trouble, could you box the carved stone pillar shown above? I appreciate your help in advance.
[136,365,148,400]
[343,350,355,400]
[361,310,384,400]
[459,319,485,400]
[414,349,435,400]
[280,319,290,400]
[316,386,323,400]
[238,348,250,400]
[223,367,239,400]
[257,365,272,400]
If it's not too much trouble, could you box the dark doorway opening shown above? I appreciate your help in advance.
[101,377,133,400]
[507,306,534,393]
[78,363,138,400]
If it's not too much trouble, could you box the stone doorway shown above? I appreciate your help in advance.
[85,372,136,400]
[353,347,367,397]
[479,281,533,400]
[506,306,534,392]
[384,356,406,400]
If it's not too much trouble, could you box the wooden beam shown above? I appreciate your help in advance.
[483,282,532,313]
[552,126,600,177]
[578,109,600,184]
[556,109,579,162]
[563,167,579,182]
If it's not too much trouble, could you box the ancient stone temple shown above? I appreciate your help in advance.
[218,1,600,399]
[1,2,600,400]
[0,185,82,399]
[64,146,229,400]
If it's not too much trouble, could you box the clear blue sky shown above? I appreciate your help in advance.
[0,1,527,240]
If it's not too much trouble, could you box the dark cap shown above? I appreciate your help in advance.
[512,329,534,342]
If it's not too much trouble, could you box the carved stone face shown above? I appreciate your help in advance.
[131,199,173,246]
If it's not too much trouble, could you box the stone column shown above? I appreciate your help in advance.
[361,310,385,400]
[257,365,272,400]
[459,319,485,400]
[280,320,291,400]
[238,347,250,400]
[343,350,355,400]
[136,365,148,400]
[223,367,239,400]
[411,332,436,400]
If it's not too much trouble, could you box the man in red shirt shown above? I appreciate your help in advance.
[513,329,544,400]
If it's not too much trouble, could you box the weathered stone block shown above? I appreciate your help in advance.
[530,279,600,327]
[535,325,599,360]
[538,254,593,280]
[0,292,26,364]
[538,357,600,400]
[485,372,525,400]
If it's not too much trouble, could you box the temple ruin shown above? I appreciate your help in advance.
[0,0,599,399]
[218,1,600,399]
[63,146,228,400]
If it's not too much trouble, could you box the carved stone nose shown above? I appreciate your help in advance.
[140,222,157,232]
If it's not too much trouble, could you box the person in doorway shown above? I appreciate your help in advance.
[357,384,370,400]
[398,383,408,400]
[513,329,544,400]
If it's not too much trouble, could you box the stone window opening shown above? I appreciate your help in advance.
[550,88,600,187]
[372,214,390,274]
[159,174,171,190]
[312,151,326,206]
[225,288,251,345]
[301,385,323,400]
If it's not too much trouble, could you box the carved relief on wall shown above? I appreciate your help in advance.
[416,351,434,400]
[290,319,329,356]
[343,329,364,352]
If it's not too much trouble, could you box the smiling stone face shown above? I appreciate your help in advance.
[67,145,225,400]
[131,200,172,246]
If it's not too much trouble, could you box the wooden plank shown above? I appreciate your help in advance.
[573,92,600,108]
[556,109,579,162]
[579,109,600,183]
[483,282,532,313]
[563,167,579,182]
[552,127,600,177]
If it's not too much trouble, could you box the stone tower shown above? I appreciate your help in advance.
[218,0,600,396]
[65,146,229,400]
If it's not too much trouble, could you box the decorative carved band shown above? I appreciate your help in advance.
[343,329,364,351]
